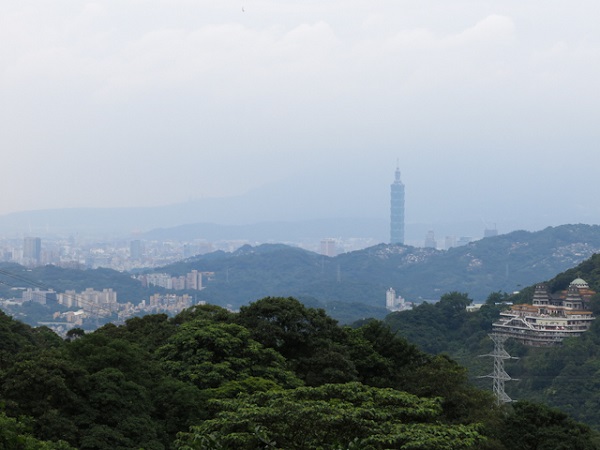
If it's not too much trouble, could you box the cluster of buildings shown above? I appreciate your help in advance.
[389,166,499,249]
[0,167,496,274]
[423,232,476,250]
[3,285,206,334]
[385,287,413,312]
[0,236,249,271]
[135,270,211,290]
[493,278,596,346]
[0,234,380,271]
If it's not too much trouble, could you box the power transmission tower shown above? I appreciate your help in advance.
[479,333,518,404]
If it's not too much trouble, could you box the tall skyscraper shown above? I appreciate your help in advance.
[390,165,405,244]
[23,237,41,265]
[130,240,143,260]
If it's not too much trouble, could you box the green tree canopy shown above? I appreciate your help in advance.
[158,319,301,390]
[176,382,485,450]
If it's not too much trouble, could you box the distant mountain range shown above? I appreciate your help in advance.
[2,223,600,325]
[161,224,600,311]
[0,187,535,244]
[0,203,499,246]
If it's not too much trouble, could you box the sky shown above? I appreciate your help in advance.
[1,0,600,232]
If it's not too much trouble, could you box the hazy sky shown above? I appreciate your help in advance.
[2,1,600,230]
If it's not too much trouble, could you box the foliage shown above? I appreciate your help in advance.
[176,382,485,450]
[158,318,301,390]
[0,411,75,449]
[497,401,600,450]
[3,224,600,326]
[236,297,357,385]
[0,263,154,304]
[152,224,600,314]
[384,292,482,354]
[0,295,596,449]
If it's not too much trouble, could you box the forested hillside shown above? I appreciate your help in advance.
[384,253,600,430]
[165,224,600,309]
[0,263,154,302]
[0,296,597,449]
[2,224,600,327]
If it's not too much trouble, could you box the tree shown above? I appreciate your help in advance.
[158,319,301,390]
[346,320,426,388]
[0,411,75,450]
[176,382,485,450]
[498,401,600,450]
[0,350,88,443]
[236,297,357,385]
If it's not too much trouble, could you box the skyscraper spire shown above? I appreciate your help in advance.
[390,164,405,245]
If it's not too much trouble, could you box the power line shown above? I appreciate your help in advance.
[0,267,115,319]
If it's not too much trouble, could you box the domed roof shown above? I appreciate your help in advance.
[570,278,589,288]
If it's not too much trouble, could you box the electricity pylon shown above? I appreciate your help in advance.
[479,333,518,404]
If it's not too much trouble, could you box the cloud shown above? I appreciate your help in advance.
[444,14,516,48]
[1,1,600,217]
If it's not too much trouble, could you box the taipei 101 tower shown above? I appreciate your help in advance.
[390,165,405,244]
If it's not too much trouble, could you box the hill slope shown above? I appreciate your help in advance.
[162,224,600,308]
[383,252,600,429]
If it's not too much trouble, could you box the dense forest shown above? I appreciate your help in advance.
[0,296,598,449]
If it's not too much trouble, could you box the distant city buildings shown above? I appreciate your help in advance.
[444,236,474,249]
[456,236,473,246]
[136,270,207,291]
[386,287,412,312]
[130,239,144,259]
[390,165,405,245]
[23,237,41,266]
[183,241,214,258]
[58,288,118,313]
[22,288,56,304]
[186,270,203,290]
[444,236,456,250]
[146,294,198,313]
[484,227,498,238]
[320,238,337,257]
[424,230,437,249]
[9,285,207,332]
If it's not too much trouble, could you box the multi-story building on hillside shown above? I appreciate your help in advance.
[138,270,205,291]
[22,288,57,304]
[386,287,412,312]
[58,288,117,313]
[492,278,595,346]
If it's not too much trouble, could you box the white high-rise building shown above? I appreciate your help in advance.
[386,288,408,311]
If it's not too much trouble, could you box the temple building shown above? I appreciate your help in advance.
[492,278,595,346]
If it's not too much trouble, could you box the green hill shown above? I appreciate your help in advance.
[162,224,600,310]
[3,224,600,326]
[384,253,600,430]
[0,298,597,449]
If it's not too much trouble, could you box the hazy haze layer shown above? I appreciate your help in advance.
[1,0,599,230]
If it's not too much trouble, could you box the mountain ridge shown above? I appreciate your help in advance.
[162,223,600,308]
